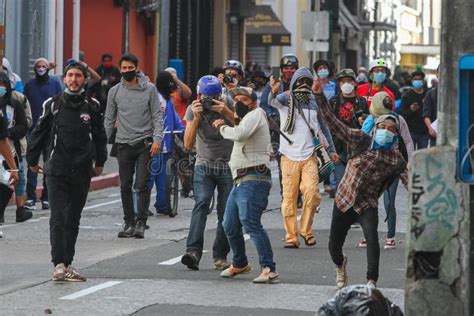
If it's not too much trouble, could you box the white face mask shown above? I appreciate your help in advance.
[341,82,354,94]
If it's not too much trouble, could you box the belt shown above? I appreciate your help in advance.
[235,164,270,178]
[234,174,272,186]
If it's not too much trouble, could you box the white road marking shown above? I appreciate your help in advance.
[0,216,49,228]
[83,199,122,210]
[159,250,209,266]
[59,281,122,300]
[159,236,251,266]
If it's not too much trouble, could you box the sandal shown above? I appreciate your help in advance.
[300,234,316,246]
[284,241,299,248]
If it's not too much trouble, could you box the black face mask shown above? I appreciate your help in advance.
[122,70,137,82]
[235,101,251,119]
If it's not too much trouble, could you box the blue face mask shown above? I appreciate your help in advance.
[374,128,395,147]
[317,69,329,79]
[412,80,424,89]
[64,87,85,95]
[0,87,6,97]
[373,72,386,84]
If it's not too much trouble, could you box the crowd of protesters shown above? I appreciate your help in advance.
[0,51,438,288]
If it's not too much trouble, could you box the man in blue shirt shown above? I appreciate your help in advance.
[23,58,62,211]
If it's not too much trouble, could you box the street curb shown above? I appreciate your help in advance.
[8,173,120,206]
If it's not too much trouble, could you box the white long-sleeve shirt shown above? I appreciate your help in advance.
[219,108,271,179]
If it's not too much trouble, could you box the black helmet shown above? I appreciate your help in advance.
[280,54,299,68]
[223,60,244,77]
[336,69,357,82]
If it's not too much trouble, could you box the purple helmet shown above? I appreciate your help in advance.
[197,75,222,96]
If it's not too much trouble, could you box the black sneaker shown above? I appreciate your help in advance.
[134,221,145,239]
[118,222,135,238]
[329,189,335,199]
[41,201,50,210]
[16,207,33,223]
[181,252,199,270]
[146,210,154,217]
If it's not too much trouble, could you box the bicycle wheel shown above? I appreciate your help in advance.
[166,159,179,218]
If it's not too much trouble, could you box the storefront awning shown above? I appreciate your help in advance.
[246,5,291,46]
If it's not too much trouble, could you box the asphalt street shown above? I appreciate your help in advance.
[0,163,408,315]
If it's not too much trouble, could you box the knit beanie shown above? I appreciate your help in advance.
[370,92,392,117]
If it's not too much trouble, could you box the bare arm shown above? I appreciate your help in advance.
[183,102,201,151]
[176,80,192,100]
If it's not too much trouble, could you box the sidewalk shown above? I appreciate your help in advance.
[11,145,120,205]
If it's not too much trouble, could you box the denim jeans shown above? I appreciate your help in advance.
[186,164,232,261]
[117,141,152,223]
[410,132,429,150]
[328,204,380,281]
[149,153,171,212]
[223,180,275,270]
[383,177,399,239]
[26,149,48,202]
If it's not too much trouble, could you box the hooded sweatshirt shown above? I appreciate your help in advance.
[0,72,28,159]
[270,67,335,161]
[2,58,24,93]
[104,71,163,145]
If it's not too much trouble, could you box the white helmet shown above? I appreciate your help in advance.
[369,58,388,73]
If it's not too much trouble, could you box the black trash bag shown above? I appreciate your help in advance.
[318,284,404,316]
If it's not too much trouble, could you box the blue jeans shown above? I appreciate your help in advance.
[383,177,399,238]
[410,132,429,150]
[223,180,275,270]
[149,153,171,212]
[186,164,232,261]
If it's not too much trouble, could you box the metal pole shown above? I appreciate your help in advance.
[47,0,56,64]
[123,0,129,54]
[72,0,80,61]
[55,0,64,74]
[159,0,170,71]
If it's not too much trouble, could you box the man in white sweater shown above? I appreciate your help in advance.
[213,87,279,284]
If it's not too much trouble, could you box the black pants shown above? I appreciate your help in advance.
[117,141,152,224]
[328,204,380,281]
[47,171,91,266]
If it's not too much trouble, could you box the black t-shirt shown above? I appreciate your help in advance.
[400,89,428,134]
[0,114,7,140]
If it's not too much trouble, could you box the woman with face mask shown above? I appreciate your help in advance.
[356,58,395,108]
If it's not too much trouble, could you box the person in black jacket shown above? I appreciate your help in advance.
[399,71,429,149]
[0,71,31,223]
[26,62,107,282]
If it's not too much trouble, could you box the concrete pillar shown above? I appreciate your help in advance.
[405,0,474,315]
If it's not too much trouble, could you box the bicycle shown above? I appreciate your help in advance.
[165,131,216,217]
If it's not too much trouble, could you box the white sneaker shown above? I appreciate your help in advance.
[358,238,367,248]
[384,238,396,249]
[24,200,36,211]
[335,256,348,289]
[252,267,280,284]
[52,263,66,281]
